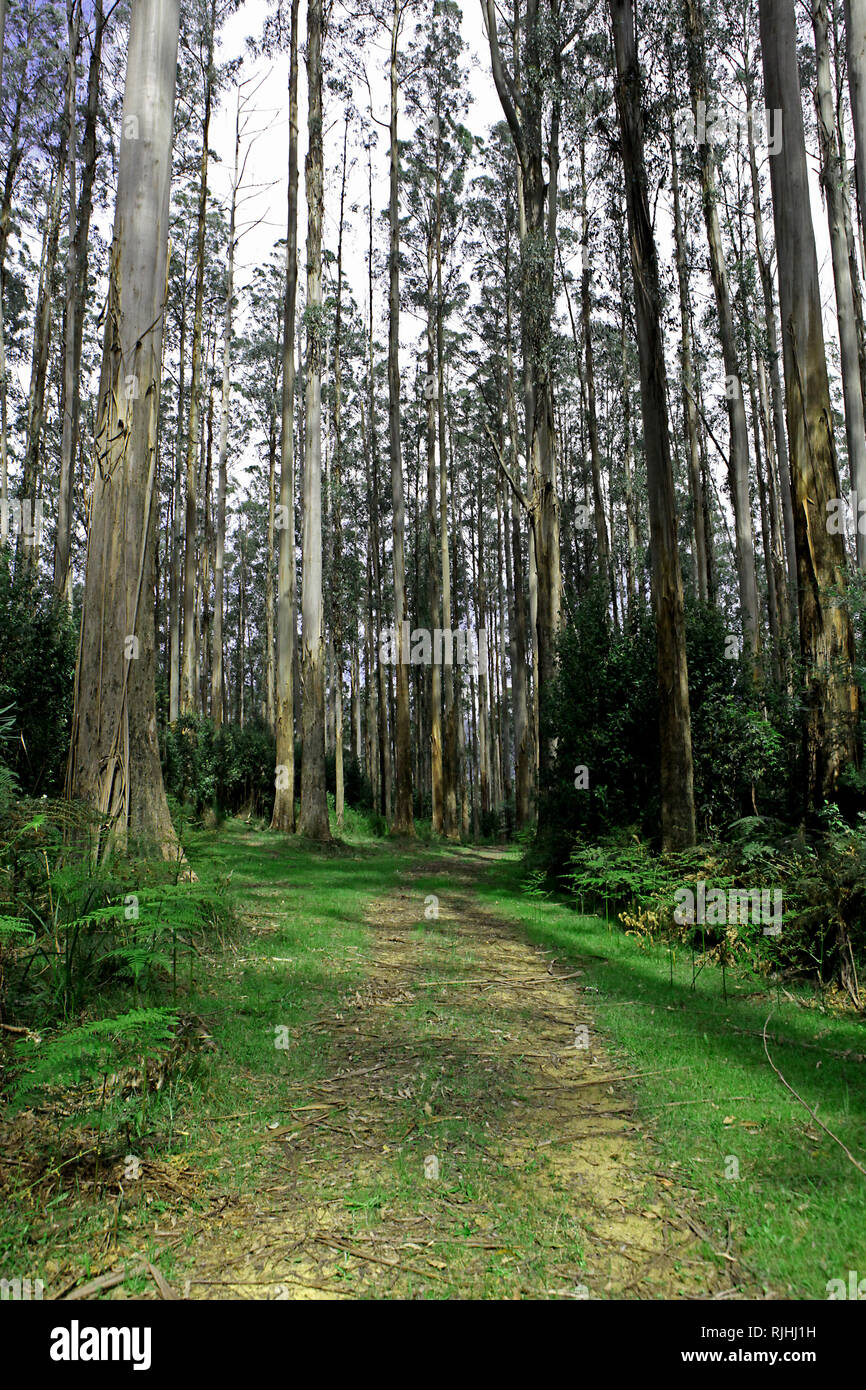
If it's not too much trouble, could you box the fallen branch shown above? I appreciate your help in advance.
[147,1262,176,1300]
[313,1233,448,1283]
[762,1012,866,1178]
[419,971,583,988]
[59,1263,146,1301]
[563,1065,694,1090]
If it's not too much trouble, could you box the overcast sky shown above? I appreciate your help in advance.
[209,0,499,341]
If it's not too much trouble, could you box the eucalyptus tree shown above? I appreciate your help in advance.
[297,0,331,840]
[0,0,67,546]
[55,0,110,602]
[403,0,470,835]
[271,0,300,834]
[480,0,569,810]
[681,0,760,659]
[758,0,860,807]
[609,0,697,850]
[813,0,866,571]
[68,0,181,855]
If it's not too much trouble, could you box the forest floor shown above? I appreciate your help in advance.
[161,843,744,1300]
[3,821,864,1300]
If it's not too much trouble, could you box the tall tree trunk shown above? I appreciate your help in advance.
[844,0,866,252]
[475,463,491,816]
[181,0,216,712]
[20,152,66,573]
[495,475,511,812]
[364,150,393,824]
[505,233,530,827]
[67,0,180,857]
[669,102,709,602]
[272,0,300,832]
[436,123,459,839]
[0,0,7,538]
[743,63,797,619]
[759,0,860,805]
[54,0,82,601]
[683,0,760,656]
[265,312,279,731]
[365,543,378,802]
[831,2,866,419]
[426,244,444,833]
[297,0,330,840]
[482,0,562,809]
[814,0,866,569]
[169,234,188,724]
[237,526,246,727]
[617,211,642,621]
[388,0,414,834]
[212,95,242,728]
[610,0,697,850]
[579,147,613,615]
[200,385,214,710]
[331,112,348,831]
[0,10,29,547]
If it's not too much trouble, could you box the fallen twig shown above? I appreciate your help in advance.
[312,1233,448,1283]
[419,971,583,988]
[59,1263,146,1301]
[147,1262,176,1300]
[762,1012,866,1178]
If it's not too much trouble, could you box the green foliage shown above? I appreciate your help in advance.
[0,806,235,1029]
[0,803,235,1147]
[342,755,373,811]
[484,850,866,1299]
[162,714,278,819]
[7,1007,176,1109]
[162,717,381,825]
[543,593,801,865]
[0,555,76,796]
[563,810,866,993]
[0,703,18,818]
[541,587,661,862]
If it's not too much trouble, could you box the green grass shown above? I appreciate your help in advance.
[0,819,398,1278]
[477,850,866,1299]
[4,818,863,1301]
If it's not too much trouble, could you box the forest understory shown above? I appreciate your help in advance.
[2,820,863,1302]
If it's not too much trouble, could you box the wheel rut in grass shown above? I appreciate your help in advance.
[176,845,757,1299]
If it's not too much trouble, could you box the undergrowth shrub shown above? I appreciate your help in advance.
[542,594,803,869]
[6,1007,177,1125]
[0,703,18,820]
[561,810,866,1000]
[162,715,278,819]
[0,555,76,796]
[0,802,235,1138]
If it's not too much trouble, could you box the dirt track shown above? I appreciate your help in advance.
[171,847,755,1299]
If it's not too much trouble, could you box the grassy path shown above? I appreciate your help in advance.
[10,821,862,1301]
[161,829,747,1300]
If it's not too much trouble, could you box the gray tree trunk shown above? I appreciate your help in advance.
[272,0,300,832]
[759,0,860,805]
[68,0,181,857]
[610,0,697,849]
[297,0,330,840]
